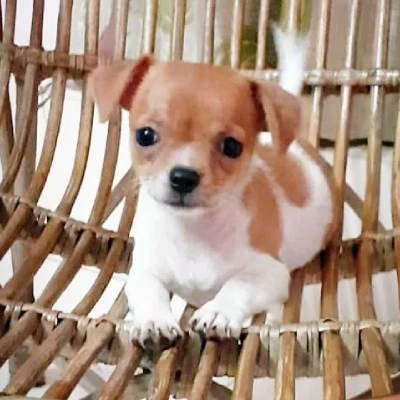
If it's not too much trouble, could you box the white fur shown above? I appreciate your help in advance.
[258,131,272,146]
[273,25,308,96]
[258,27,308,148]
[126,184,290,342]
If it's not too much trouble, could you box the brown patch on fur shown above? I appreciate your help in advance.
[242,169,282,259]
[248,138,337,255]
[255,146,309,207]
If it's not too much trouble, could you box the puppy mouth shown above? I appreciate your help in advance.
[152,191,206,210]
[162,195,202,209]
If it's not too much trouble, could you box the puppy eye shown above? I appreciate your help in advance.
[135,127,159,147]
[220,137,243,159]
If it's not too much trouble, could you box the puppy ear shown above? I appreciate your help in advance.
[89,55,154,122]
[250,81,301,154]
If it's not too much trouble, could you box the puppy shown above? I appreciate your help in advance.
[89,29,335,345]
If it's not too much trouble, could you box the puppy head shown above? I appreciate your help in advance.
[90,55,300,211]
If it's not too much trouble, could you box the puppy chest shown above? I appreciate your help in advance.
[165,241,254,306]
[166,239,244,285]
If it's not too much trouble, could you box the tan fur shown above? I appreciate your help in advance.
[126,61,261,207]
[243,139,337,259]
[255,147,309,207]
[242,169,282,259]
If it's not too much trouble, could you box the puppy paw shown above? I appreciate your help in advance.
[126,315,183,349]
[190,305,243,339]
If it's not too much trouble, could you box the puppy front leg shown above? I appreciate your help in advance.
[124,271,182,346]
[190,258,290,339]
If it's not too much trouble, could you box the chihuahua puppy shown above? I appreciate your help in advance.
[90,29,335,345]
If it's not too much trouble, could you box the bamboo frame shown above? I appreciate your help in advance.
[0,0,399,399]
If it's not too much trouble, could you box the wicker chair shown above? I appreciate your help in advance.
[0,0,399,399]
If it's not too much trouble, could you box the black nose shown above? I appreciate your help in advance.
[169,167,200,194]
